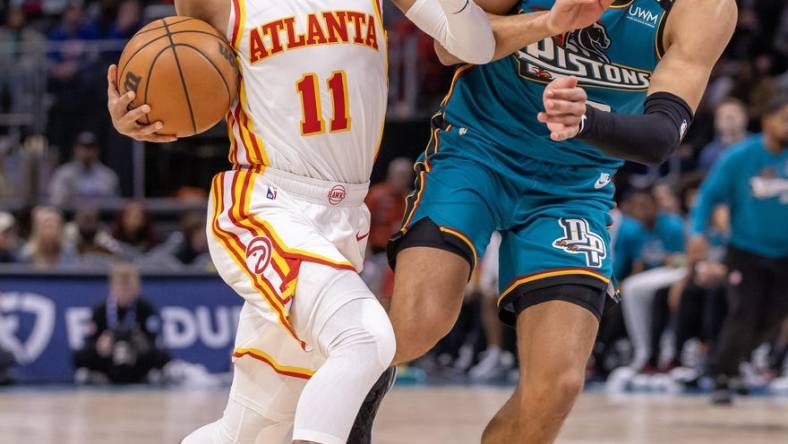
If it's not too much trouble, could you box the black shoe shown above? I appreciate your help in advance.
[347,367,397,444]
[711,376,734,405]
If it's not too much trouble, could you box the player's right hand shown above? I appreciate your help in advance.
[107,64,177,143]
[546,0,614,35]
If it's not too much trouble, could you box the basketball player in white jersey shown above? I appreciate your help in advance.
[107,0,496,443]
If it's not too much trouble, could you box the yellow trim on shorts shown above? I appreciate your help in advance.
[233,348,315,380]
[210,173,304,348]
[498,269,611,306]
[438,226,478,268]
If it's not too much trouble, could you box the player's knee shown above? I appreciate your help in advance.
[524,370,585,412]
[393,308,456,363]
[365,312,396,370]
[325,298,395,371]
[391,286,462,363]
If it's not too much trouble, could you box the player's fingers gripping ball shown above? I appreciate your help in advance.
[117,16,240,138]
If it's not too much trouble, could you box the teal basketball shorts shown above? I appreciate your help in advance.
[388,122,617,325]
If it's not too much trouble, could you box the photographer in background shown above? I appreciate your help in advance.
[73,262,170,384]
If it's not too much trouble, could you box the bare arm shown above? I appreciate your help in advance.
[649,0,738,111]
[435,11,550,65]
[391,0,517,14]
[388,0,496,64]
[538,0,737,164]
[435,0,613,65]
[174,0,229,36]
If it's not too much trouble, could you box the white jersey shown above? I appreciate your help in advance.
[226,0,387,184]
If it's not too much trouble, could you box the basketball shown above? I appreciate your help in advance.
[117,16,239,138]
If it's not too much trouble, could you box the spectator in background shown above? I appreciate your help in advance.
[112,201,160,255]
[64,207,120,266]
[0,212,18,263]
[102,0,142,40]
[365,158,413,254]
[690,95,788,404]
[73,262,170,384]
[146,212,211,270]
[47,3,98,52]
[364,158,412,300]
[46,4,102,156]
[48,131,119,206]
[698,98,750,171]
[0,7,46,119]
[18,206,75,269]
[653,182,682,215]
[616,189,687,372]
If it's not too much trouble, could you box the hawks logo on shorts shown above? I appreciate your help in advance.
[552,218,607,268]
[246,236,273,275]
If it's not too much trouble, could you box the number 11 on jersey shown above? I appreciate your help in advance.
[296,71,351,136]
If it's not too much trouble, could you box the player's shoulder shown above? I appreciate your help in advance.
[665,0,737,47]
[671,0,737,17]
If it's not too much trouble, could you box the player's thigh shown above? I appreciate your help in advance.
[388,169,496,350]
[289,261,394,365]
[516,299,599,398]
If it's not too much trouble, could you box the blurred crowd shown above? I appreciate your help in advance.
[1,0,788,394]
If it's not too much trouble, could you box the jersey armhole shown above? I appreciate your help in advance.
[655,0,675,59]
[227,0,243,51]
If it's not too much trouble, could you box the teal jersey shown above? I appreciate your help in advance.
[442,0,673,169]
[691,135,788,259]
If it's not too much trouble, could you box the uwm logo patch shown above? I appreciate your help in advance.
[552,218,607,268]
[516,22,651,91]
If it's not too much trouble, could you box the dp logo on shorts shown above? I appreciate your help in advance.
[245,236,273,275]
[552,218,606,268]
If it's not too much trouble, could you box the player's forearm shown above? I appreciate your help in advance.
[487,11,554,62]
[406,0,495,64]
[435,11,553,65]
[577,92,694,166]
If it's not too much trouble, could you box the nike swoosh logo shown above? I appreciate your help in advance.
[356,232,370,241]
[594,174,611,189]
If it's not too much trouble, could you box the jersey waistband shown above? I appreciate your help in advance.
[236,165,369,207]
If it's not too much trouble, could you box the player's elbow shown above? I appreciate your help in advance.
[434,41,458,66]
[456,35,495,65]
[443,28,495,65]
[637,140,677,166]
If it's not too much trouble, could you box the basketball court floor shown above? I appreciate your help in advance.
[1,386,787,443]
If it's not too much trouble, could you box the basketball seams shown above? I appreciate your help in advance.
[162,18,198,135]
[141,46,173,126]
[118,34,169,87]
[133,17,196,35]
[174,43,234,110]
[118,31,227,78]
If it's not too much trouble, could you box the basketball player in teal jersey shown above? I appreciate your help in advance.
[352,0,738,442]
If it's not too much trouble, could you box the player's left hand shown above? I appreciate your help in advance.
[537,76,587,141]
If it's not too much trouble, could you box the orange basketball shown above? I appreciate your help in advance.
[117,16,239,138]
